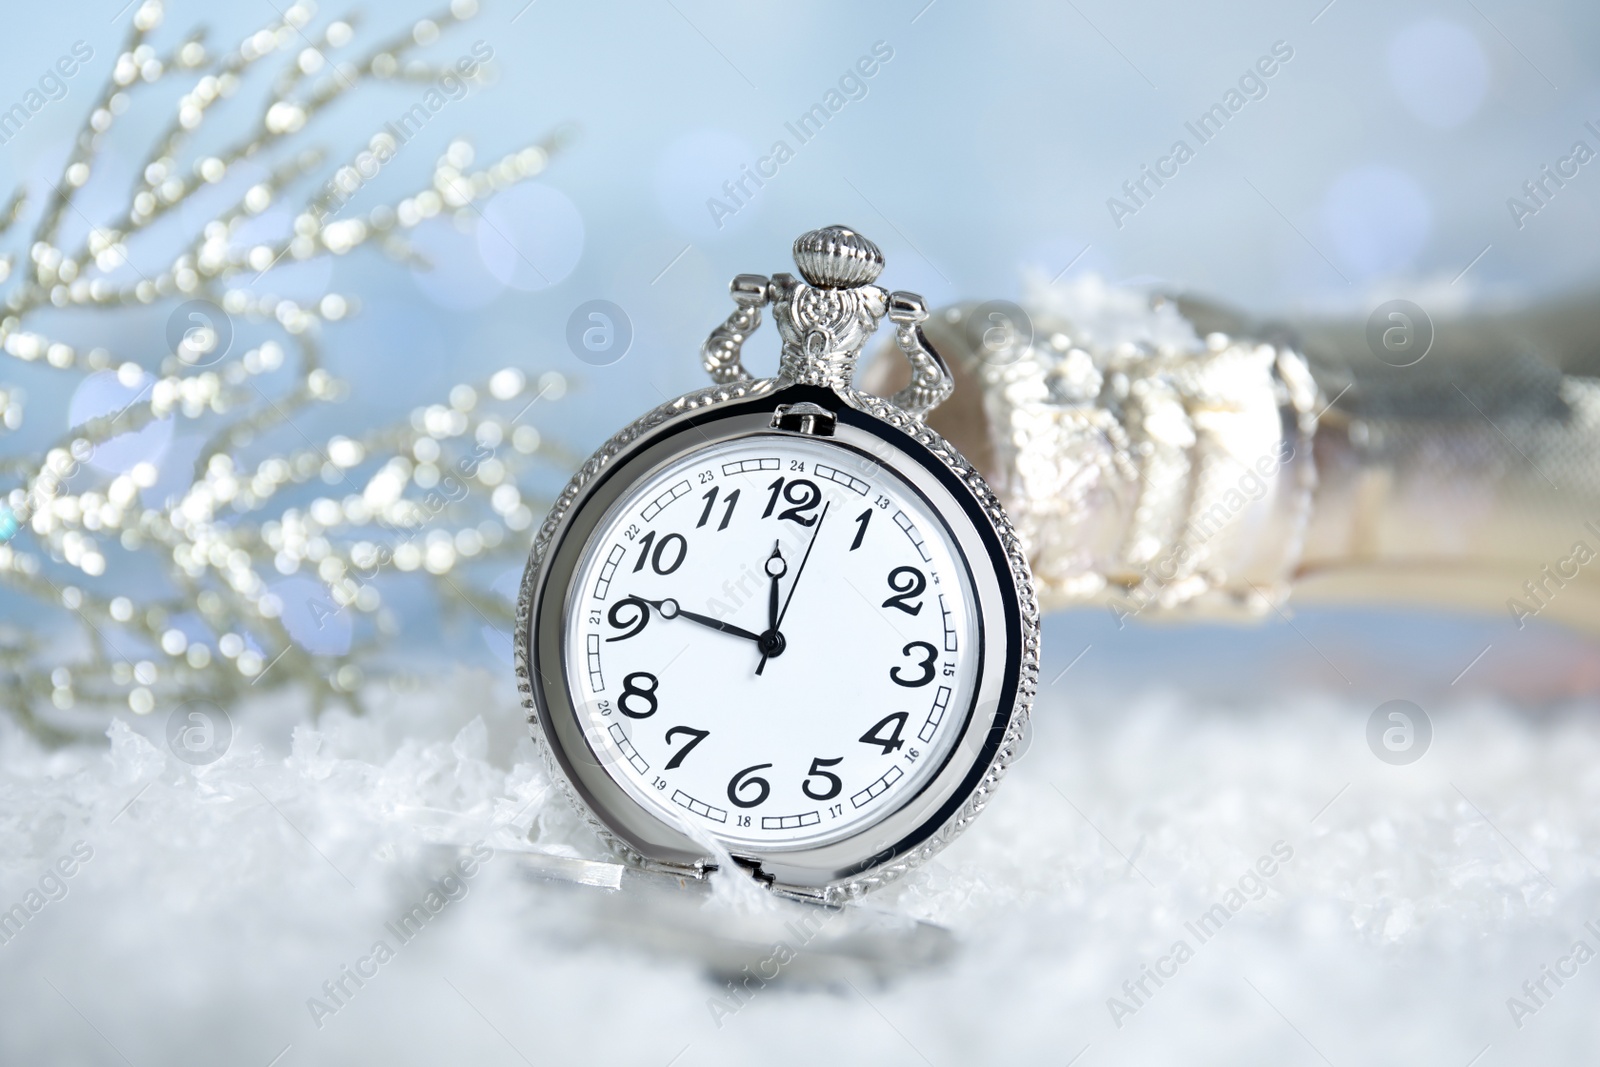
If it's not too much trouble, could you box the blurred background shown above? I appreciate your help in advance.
[3,0,1598,697]
[2,0,1598,1064]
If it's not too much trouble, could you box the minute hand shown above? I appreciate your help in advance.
[756,500,830,676]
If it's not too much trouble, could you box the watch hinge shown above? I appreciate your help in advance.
[640,858,716,880]
[771,402,836,437]
[730,855,776,887]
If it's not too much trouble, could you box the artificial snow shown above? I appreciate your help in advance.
[1,667,1597,1065]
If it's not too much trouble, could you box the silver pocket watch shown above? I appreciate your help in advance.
[516,226,1039,902]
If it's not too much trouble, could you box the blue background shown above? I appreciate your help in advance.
[2,0,1598,703]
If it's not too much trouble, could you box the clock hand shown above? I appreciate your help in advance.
[764,542,787,637]
[638,597,764,643]
[756,501,830,676]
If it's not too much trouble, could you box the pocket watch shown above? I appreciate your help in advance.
[515,226,1039,902]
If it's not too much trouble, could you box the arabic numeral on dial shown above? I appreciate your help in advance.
[801,756,844,801]
[737,815,751,827]
[859,712,908,755]
[605,596,650,641]
[663,725,709,769]
[828,803,843,819]
[850,508,872,551]
[727,763,772,809]
[656,533,687,573]
[696,486,740,531]
[632,530,687,575]
[618,672,659,718]
[761,477,821,526]
[890,641,938,688]
[882,566,925,615]
[650,776,667,791]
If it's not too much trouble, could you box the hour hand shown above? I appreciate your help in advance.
[639,597,763,643]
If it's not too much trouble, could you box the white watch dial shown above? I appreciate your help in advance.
[561,433,981,849]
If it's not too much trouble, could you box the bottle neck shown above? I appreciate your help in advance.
[864,293,1600,636]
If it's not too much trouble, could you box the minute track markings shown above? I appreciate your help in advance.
[640,479,692,522]
[606,722,649,775]
[721,457,780,476]
[851,765,905,809]
[670,789,727,824]
[592,544,625,600]
[920,685,952,743]
[891,509,933,563]
[813,462,870,496]
[938,593,958,652]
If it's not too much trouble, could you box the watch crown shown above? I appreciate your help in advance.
[792,225,884,289]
